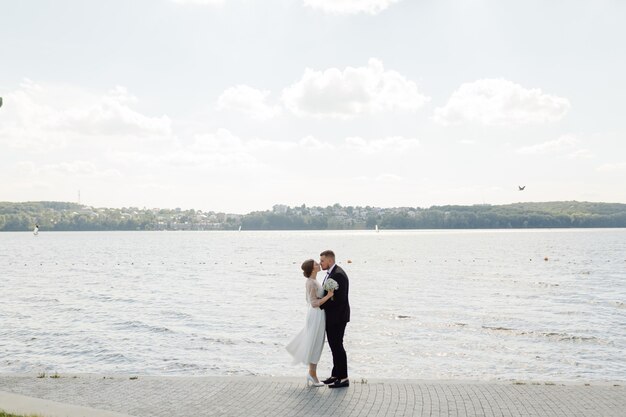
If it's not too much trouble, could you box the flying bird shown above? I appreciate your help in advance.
[518,186,526,191]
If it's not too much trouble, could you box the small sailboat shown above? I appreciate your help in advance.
[238,225,242,232]
[375,224,379,233]
[33,224,39,236]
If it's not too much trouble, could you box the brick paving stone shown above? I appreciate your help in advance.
[0,376,624,417]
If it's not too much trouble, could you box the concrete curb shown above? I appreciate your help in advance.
[0,390,132,417]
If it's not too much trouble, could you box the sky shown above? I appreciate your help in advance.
[1,0,625,213]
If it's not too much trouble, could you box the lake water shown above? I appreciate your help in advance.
[1,229,625,381]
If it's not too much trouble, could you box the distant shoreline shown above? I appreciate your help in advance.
[2,200,626,231]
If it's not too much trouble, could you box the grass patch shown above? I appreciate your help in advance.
[1,411,43,417]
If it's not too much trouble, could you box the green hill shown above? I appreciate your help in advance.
[1,200,626,231]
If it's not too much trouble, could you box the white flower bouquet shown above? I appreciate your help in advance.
[323,278,339,300]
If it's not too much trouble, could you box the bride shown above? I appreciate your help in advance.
[286,259,334,387]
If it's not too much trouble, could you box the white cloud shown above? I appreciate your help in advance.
[167,151,259,169]
[111,129,301,172]
[344,135,419,154]
[516,135,580,155]
[565,149,594,160]
[597,162,626,172]
[217,85,281,120]
[375,173,404,182]
[191,128,295,153]
[282,58,429,118]
[177,129,266,169]
[111,147,261,171]
[298,135,336,151]
[62,86,172,137]
[16,160,122,178]
[303,0,400,15]
[434,79,570,126]
[0,80,171,150]
[112,130,420,176]
[170,0,224,5]
[515,135,592,160]
[352,173,404,183]
[246,138,296,152]
[191,128,245,153]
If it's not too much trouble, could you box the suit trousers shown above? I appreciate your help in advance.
[327,321,348,379]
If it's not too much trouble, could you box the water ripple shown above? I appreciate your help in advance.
[1,229,625,381]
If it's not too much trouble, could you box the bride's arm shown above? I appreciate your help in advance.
[308,281,334,308]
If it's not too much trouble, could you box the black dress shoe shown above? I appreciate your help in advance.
[322,376,338,384]
[328,379,349,388]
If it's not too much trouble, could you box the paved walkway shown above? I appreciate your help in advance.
[1,375,624,417]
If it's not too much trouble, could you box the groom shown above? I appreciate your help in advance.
[319,249,350,388]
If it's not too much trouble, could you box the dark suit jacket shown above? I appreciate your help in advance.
[319,265,350,326]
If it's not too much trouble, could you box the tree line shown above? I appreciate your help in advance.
[1,201,626,231]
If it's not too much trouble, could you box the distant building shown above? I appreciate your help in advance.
[272,204,288,214]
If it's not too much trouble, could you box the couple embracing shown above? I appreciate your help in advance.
[286,250,350,388]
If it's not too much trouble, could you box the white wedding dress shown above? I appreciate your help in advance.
[286,278,326,365]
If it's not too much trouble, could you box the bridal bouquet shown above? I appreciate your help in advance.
[323,278,339,300]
